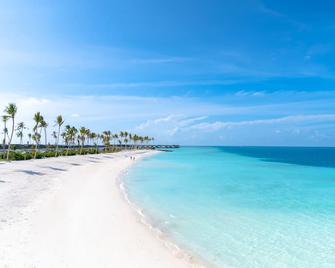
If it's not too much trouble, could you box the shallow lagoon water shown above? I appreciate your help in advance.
[124,147,335,268]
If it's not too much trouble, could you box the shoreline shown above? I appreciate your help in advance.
[116,152,213,268]
[0,150,209,268]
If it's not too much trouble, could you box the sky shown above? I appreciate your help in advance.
[0,0,335,146]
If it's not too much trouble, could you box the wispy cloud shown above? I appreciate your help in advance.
[129,57,191,64]
[258,2,306,29]
[191,114,335,132]
[0,46,191,70]
[136,114,207,128]
[62,79,240,89]
[235,90,266,97]
[135,114,209,138]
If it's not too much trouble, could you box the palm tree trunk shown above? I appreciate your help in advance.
[3,121,6,150]
[34,141,39,159]
[80,140,84,154]
[55,126,60,157]
[6,117,14,161]
[44,128,47,147]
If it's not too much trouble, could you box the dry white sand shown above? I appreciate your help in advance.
[0,150,205,268]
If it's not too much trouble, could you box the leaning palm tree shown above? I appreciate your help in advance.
[33,112,43,158]
[55,115,64,157]
[2,115,9,150]
[4,103,17,161]
[32,133,41,154]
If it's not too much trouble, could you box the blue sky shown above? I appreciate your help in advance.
[1,0,335,145]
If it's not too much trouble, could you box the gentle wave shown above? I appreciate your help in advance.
[117,167,213,268]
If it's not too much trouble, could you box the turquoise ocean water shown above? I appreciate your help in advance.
[124,147,335,268]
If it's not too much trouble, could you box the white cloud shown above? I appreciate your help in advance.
[135,115,209,139]
[19,97,50,106]
[191,114,335,132]
[136,114,181,130]
[235,90,265,97]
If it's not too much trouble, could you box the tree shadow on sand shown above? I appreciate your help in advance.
[87,156,100,160]
[16,169,46,176]
[88,160,101,163]
[42,166,67,172]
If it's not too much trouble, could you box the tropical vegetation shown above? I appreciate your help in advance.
[0,103,155,161]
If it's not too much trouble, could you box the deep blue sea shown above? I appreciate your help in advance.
[124,147,335,268]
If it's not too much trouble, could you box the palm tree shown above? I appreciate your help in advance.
[133,134,139,149]
[40,119,48,147]
[62,125,71,151]
[79,127,88,154]
[61,131,67,153]
[102,130,111,151]
[124,131,128,149]
[2,115,9,150]
[69,126,78,150]
[16,122,27,145]
[124,138,129,149]
[119,131,124,149]
[4,103,17,160]
[113,133,118,150]
[64,126,78,155]
[143,136,148,147]
[55,115,64,157]
[52,131,57,145]
[128,134,133,149]
[86,128,91,145]
[32,133,41,152]
[28,133,32,145]
[33,112,43,158]
[90,132,98,153]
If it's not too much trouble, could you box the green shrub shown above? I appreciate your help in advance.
[63,150,78,156]
[44,151,56,158]
[23,152,33,160]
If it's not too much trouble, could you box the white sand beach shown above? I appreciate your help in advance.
[0,151,203,268]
